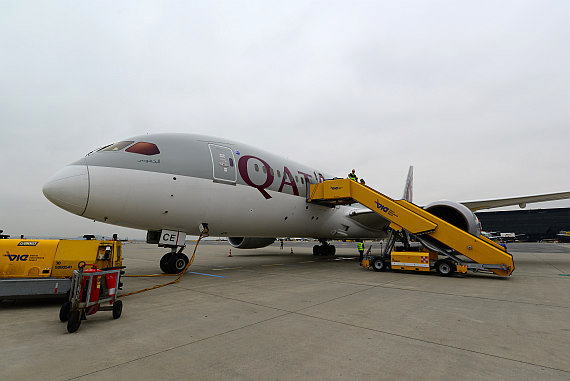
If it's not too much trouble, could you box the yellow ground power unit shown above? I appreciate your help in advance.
[0,237,122,298]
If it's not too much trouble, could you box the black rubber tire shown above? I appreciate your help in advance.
[67,310,82,333]
[59,302,71,322]
[327,245,336,256]
[167,253,189,274]
[371,257,387,272]
[112,300,123,319]
[160,253,173,273]
[435,259,455,277]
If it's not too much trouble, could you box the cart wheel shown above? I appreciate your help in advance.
[67,311,82,333]
[112,300,123,319]
[59,302,71,322]
[435,259,455,277]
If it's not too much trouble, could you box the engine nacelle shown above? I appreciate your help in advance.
[228,237,276,249]
[423,200,481,237]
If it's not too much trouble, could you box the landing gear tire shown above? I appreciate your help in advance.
[167,253,189,274]
[67,310,82,333]
[313,245,336,256]
[435,259,455,277]
[160,253,173,273]
[59,301,71,322]
[371,257,388,272]
[112,300,123,319]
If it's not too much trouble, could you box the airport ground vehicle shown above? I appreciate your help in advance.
[59,263,124,333]
[0,236,122,298]
[308,179,514,277]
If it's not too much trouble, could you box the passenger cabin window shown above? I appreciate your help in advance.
[262,166,267,174]
[101,141,134,152]
[270,168,274,176]
[277,170,281,177]
[125,142,160,156]
[254,164,259,172]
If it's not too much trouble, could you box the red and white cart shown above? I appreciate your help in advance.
[59,262,125,333]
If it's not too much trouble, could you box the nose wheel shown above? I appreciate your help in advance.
[160,252,190,274]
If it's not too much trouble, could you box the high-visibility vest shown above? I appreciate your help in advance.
[358,242,364,251]
[348,173,357,180]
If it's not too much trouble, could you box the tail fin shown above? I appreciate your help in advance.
[402,166,413,202]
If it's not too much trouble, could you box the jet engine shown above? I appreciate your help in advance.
[423,200,481,237]
[228,237,276,249]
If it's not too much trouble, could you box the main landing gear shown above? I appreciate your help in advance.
[313,240,336,256]
[160,247,189,274]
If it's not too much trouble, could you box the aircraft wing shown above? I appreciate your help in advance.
[348,190,570,222]
[347,208,390,231]
[460,191,570,211]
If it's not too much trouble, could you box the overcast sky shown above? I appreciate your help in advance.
[1,1,569,239]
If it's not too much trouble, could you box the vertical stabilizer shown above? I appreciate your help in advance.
[402,166,413,202]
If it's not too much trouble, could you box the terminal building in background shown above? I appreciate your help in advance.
[476,207,570,242]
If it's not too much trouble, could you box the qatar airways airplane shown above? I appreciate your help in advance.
[42,133,570,273]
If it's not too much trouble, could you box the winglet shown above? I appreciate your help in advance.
[402,166,413,202]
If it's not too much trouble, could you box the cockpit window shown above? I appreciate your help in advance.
[125,142,160,156]
[100,141,135,152]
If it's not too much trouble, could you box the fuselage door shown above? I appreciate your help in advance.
[208,144,237,185]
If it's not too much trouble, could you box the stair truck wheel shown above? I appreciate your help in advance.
[59,301,71,322]
[112,300,123,319]
[67,310,82,333]
[167,253,189,274]
[435,259,455,277]
[371,257,387,272]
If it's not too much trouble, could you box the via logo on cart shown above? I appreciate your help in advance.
[5,254,29,261]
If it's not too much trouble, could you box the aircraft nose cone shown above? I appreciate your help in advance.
[43,165,89,216]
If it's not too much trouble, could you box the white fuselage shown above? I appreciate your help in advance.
[86,166,384,238]
[43,133,389,240]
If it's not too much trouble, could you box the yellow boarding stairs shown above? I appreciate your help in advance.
[307,179,514,277]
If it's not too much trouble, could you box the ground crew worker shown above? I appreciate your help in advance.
[357,241,364,263]
[359,179,365,185]
[348,169,358,181]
